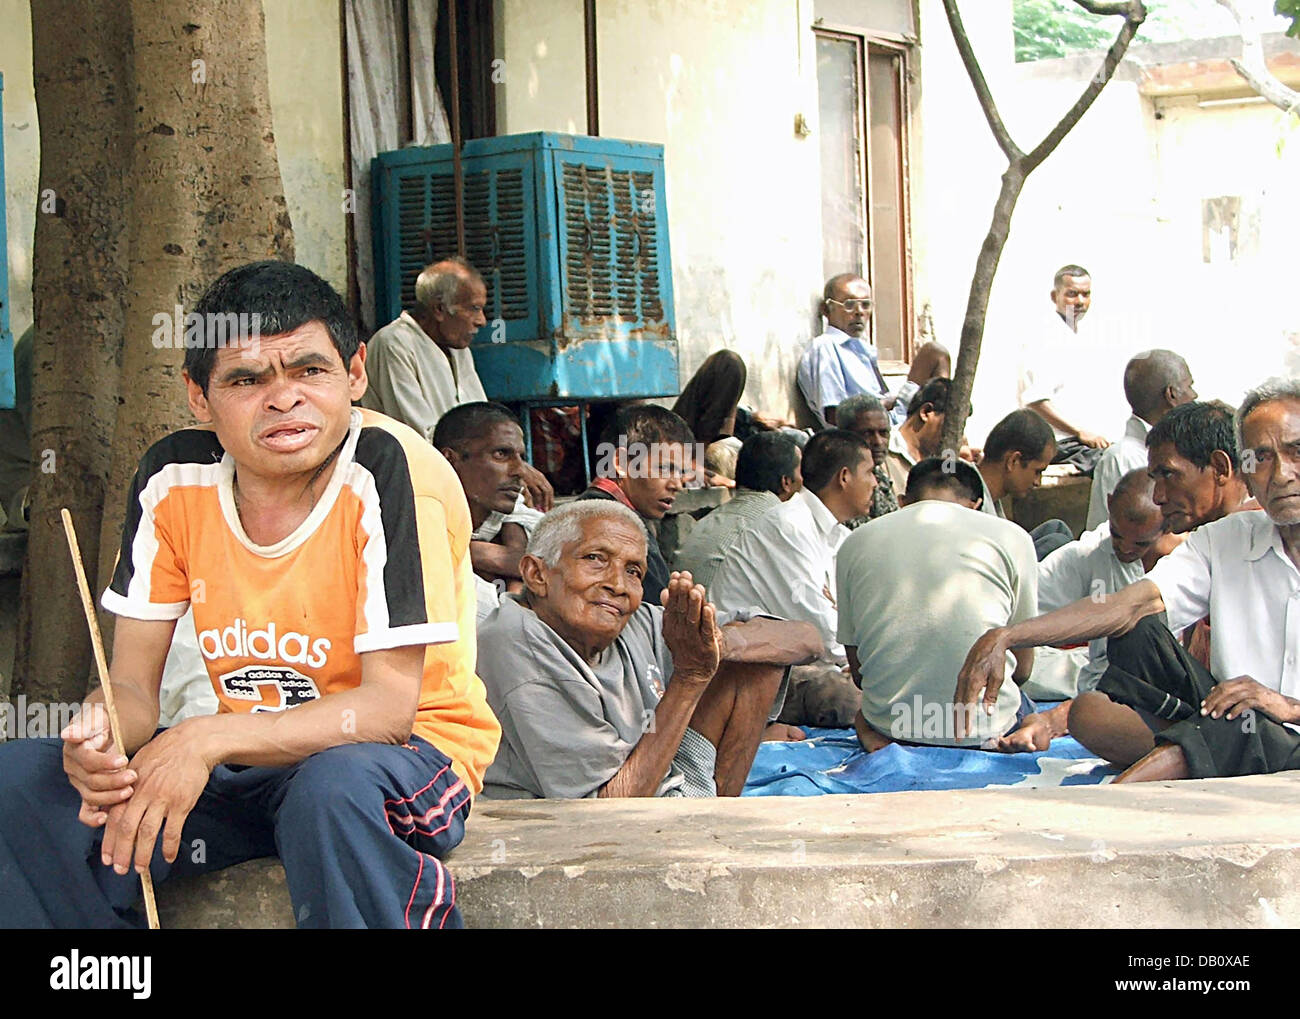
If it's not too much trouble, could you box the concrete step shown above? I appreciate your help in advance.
[157,774,1300,928]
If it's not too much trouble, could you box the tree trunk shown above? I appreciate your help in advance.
[17,1,134,705]
[95,0,295,648]
[19,0,295,704]
[941,168,1025,454]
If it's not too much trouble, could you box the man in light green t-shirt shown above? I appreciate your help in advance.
[837,457,1072,752]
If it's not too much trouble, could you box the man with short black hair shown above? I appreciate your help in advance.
[1087,350,1197,529]
[434,402,542,606]
[580,403,699,603]
[1146,399,1251,534]
[977,408,1072,559]
[0,261,501,928]
[1019,263,1111,473]
[674,432,802,590]
[883,377,951,497]
[839,456,1069,753]
[712,429,876,664]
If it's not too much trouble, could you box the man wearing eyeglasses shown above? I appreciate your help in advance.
[797,274,918,430]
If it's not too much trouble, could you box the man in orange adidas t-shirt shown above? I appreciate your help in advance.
[0,261,500,929]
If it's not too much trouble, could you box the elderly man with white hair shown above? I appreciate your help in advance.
[958,376,1300,782]
[476,501,822,799]
[361,256,552,509]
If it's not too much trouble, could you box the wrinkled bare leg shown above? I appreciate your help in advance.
[688,661,784,797]
[1113,742,1191,783]
[1068,691,1157,768]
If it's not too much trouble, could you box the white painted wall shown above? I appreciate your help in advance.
[1,0,38,338]
[913,0,1299,446]
[497,0,826,417]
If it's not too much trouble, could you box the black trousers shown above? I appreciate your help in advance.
[1050,435,1105,476]
[1098,615,1300,778]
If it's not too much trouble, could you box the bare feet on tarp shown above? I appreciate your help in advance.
[762,722,806,742]
[1113,742,1190,783]
[988,712,1054,753]
[853,710,894,753]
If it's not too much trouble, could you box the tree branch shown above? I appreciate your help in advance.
[1072,0,1139,15]
[1023,2,1147,173]
[1218,0,1300,113]
[941,0,1023,162]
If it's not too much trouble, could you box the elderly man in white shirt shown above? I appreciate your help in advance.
[361,257,552,510]
[958,376,1300,783]
[1017,264,1113,473]
[1086,349,1197,530]
[711,429,877,665]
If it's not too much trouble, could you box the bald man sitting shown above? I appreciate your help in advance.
[1086,350,1197,530]
[1038,469,1182,694]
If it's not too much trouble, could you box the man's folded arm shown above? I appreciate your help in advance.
[184,643,425,769]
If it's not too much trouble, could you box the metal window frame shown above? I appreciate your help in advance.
[812,26,915,369]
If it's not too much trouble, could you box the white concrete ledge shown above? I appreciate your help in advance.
[157,774,1300,928]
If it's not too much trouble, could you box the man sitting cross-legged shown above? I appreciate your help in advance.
[434,401,543,613]
[0,261,501,929]
[1038,468,1183,694]
[477,502,823,799]
[988,399,1256,772]
[840,457,1071,753]
[957,379,1300,782]
[674,431,802,591]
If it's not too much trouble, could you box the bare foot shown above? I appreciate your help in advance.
[1113,742,1190,783]
[853,710,894,753]
[991,712,1054,753]
[762,722,806,742]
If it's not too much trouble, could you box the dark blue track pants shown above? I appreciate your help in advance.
[0,733,470,929]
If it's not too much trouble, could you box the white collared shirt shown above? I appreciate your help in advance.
[1038,522,1144,691]
[710,488,849,662]
[359,311,487,443]
[1086,414,1151,530]
[1146,511,1300,704]
[978,469,1007,519]
[1018,312,1096,442]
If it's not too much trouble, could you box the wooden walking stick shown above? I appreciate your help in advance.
[61,508,161,930]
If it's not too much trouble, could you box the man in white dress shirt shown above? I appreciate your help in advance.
[798,274,920,428]
[711,429,877,665]
[1086,350,1197,530]
[958,377,1300,782]
[1018,264,1111,473]
[361,257,552,510]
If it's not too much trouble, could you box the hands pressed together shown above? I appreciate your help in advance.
[659,571,721,686]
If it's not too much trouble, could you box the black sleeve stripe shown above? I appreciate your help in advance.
[108,429,224,600]
[352,425,430,629]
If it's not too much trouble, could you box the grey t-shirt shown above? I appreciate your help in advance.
[478,596,683,799]
[836,500,1038,746]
